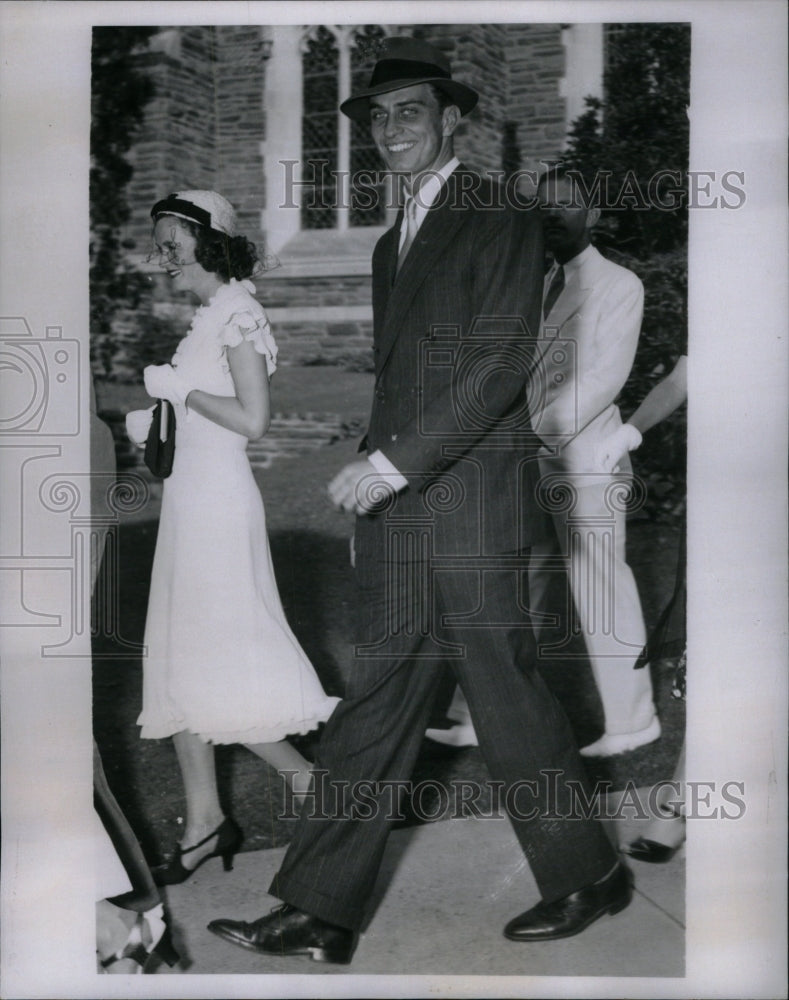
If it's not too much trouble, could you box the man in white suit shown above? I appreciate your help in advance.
[528,164,659,757]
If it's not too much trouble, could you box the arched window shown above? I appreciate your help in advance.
[301,24,392,231]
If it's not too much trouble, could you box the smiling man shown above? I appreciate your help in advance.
[208,37,632,965]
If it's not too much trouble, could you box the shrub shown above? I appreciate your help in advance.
[562,24,690,522]
[90,27,156,379]
[606,248,687,521]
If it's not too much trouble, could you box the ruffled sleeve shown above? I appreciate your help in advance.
[218,280,278,376]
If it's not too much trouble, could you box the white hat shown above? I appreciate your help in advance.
[151,190,238,237]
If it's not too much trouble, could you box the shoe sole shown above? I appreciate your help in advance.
[620,842,683,864]
[207,925,354,964]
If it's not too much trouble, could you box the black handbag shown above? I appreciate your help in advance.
[144,399,176,478]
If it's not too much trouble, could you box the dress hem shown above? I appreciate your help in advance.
[138,699,340,745]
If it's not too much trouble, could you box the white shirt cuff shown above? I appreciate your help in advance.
[367,449,409,492]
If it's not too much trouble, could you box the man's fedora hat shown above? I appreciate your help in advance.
[340,37,479,123]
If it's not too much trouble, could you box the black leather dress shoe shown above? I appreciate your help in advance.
[504,862,633,942]
[207,904,358,964]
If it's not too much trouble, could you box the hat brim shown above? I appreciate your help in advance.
[340,77,479,123]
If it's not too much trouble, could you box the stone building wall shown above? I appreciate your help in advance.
[123,21,569,255]
[259,273,373,366]
[214,26,268,239]
[412,24,510,174]
[106,21,577,379]
[123,26,267,257]
[504,24,567,171]
[124,27,217,257]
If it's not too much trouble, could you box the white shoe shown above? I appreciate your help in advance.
[579,716,661,758]
[425,721,479,748]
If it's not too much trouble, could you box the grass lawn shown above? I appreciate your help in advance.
[93,367,684,864]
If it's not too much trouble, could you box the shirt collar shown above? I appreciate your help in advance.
[555,242,595,280]
[404,156,460,221]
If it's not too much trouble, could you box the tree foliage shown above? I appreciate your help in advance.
[564,24,691,520]
[90,27,156,377]
[564,23,691,257]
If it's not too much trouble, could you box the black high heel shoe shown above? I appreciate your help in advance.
[621,835,682,864]
[153,817,242,886]
[621,810,685,864]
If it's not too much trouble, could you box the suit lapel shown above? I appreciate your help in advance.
[541,247,605,333]
[375,168,470,375]
[543,277,591,332]
[372,218,400,339]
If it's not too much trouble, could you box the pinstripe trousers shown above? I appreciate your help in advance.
[269,551,618,931]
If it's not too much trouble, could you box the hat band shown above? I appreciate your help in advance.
[370,58,451,88]
[151,196,213,230]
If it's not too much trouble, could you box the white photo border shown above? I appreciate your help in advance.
[1,1,786,997]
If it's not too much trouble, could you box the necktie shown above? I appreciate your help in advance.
[396,197,419,273]
[542,264,565,319]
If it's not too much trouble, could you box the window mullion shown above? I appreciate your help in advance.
[336,30,351,232]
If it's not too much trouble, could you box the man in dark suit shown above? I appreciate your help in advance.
[208,37,632,964]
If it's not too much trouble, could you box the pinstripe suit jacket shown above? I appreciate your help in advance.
[355,167,546,567]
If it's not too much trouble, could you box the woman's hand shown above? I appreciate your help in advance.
[595,423,642,473]
[143,364,191,407]
[125,406,155,447]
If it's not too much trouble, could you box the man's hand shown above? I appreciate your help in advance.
[595,423,642,474]
[329,459,397,515]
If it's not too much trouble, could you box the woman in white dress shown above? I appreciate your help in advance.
[126,191,339,884]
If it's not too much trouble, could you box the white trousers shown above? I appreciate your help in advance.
[528,466,656,735]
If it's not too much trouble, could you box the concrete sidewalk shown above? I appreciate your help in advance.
[153,788,684,980]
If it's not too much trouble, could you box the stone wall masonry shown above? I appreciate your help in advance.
[268,321,374,368]
[105,22,574,378]
[215,26,267,239]
[121,22,570,257]
[403,23,566,178]
[245,411,361,469]
[258,274,371,310]
[104,408,361,478]
[504,24,566,172]
[409,24,510,175]
[125,27,221,256]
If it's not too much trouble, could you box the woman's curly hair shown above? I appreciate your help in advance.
[176,217,260,281]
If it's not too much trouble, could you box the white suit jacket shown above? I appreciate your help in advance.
[531,244,643,475]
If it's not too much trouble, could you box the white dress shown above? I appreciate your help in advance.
[137,279,340,744]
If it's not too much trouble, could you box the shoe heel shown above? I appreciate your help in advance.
[217,817,242,873]
[607,891,633,917]
[308,946,353,965]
